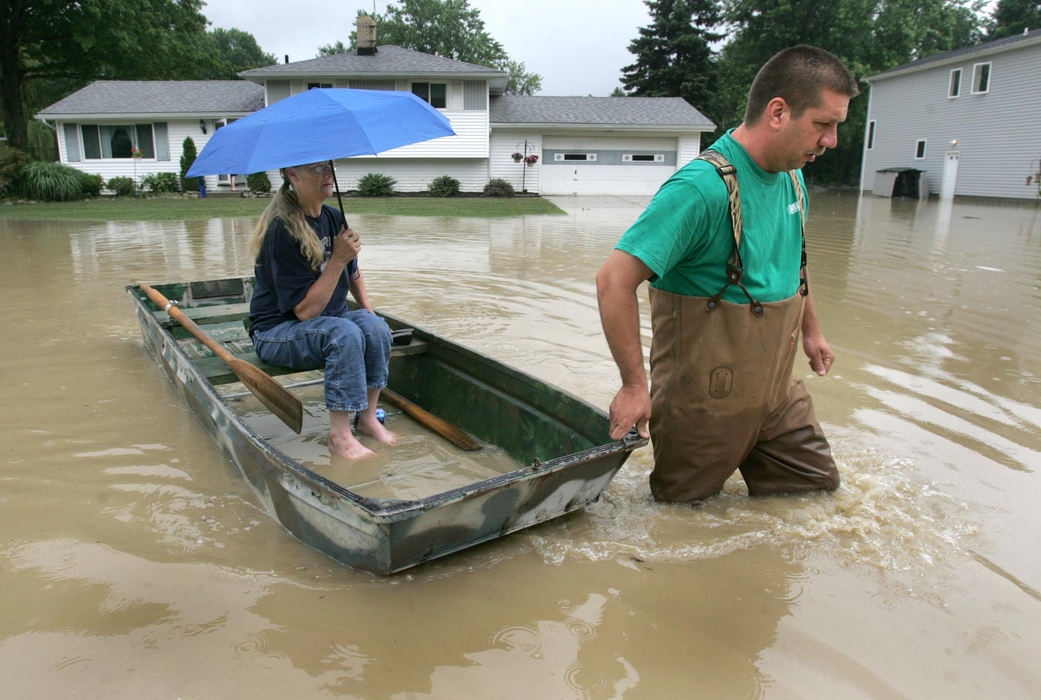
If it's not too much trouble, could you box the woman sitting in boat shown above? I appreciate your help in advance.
[247,160,396,459]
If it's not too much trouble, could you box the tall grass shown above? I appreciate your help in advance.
[20,161,84,201]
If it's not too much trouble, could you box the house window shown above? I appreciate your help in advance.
[915,139,926,159]
[80,124,155,159]
[948,68,961,98]
[554,153,597,161]
[411,82,447,108]
[622,153,665,163]
[971,62,991,93]
[307,82,332,90]
[867,120,876,150]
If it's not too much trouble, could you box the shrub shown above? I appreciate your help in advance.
[180,136,198,191]
[20,161,84,201]
[247,171,271,194]
[428,174,460,197]
[107,176,136,197]
[79,173,104,197]
[140,171,180,193]
[357,172,395,197]
[0,145,30,197]
[482,178,515,197]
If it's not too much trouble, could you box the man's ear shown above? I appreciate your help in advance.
[765,97,789,130]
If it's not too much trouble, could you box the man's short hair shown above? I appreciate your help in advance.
[744,45,859,125]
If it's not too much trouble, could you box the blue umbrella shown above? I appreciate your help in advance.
[187,88,455,277]
[186,88,455,176]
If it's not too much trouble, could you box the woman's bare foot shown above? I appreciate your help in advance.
[356,411,398,446]
[328,410,376,459]
[328,430,376,459]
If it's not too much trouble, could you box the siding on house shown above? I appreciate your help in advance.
[861,31,1041,200]
[489,131,542,193]
[329,158,490,193]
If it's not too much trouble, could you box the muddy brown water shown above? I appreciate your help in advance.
[2,193,1040,698]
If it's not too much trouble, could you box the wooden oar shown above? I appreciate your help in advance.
[140,283,303,434]
[381,388,481,451]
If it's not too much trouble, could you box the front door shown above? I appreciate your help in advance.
[940,151,959,200]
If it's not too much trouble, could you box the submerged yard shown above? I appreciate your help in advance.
[0,194,566,221]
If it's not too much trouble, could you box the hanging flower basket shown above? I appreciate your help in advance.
[524,154,538,165]
[131,147,144,159]
[511,152,523,162]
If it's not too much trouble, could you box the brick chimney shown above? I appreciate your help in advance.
[356,14,377,55]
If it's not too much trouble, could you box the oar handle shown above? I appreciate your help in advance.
[140,284,234,364]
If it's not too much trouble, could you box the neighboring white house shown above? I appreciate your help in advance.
[36,80,265,191]
[860,28,1041,201]
[37,38,714,196]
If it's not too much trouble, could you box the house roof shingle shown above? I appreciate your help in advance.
[36,80,265,118]
[868,27,1041,81]
[490,95,714,130]
[240,45,507,80]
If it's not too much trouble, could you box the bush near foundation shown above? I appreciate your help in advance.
[247,171,271,194]
[140,172,180,193]
[428,175,460,197]
[20,161,84,201]
[482,178,515,197]
[107,176,136,197]
[357,172,395,196]
[79,173,104,197]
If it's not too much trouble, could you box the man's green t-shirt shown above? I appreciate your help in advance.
[616,131,807,303]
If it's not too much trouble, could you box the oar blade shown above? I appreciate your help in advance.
[230,357,303,434]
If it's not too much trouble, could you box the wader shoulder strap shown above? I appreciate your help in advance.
[787,170,809,297]
[697,149,762,315]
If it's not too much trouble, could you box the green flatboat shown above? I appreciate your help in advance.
[128,276,646,574]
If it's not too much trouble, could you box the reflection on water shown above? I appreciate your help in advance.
[2,192,1040,696]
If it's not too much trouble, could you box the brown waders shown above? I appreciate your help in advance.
[647,151,838,502]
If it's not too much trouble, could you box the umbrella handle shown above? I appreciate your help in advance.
[330,160,360,279]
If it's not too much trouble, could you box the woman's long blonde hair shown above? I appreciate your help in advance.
[248,174,325,269]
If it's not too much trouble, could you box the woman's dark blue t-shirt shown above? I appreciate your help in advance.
[249,204,349,336]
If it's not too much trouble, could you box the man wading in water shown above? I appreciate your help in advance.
[596,45,858,502]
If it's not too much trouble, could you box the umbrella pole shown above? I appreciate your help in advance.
[329,160,359,278]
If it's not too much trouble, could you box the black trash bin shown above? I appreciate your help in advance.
[874,167,926,198]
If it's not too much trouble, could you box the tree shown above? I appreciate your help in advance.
[620,0,723,123]
[318,41,349,57]
[205,28,277,79]
[180,136,198,192]
[0,0,213,152]
[989,0,1041,39]
[714,0,987,185]
[368,2,543,93]
[376,0,506,65]
[501,60,542,96]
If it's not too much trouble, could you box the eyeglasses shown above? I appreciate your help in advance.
[305,162,334,176]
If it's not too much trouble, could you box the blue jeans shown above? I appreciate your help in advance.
[252,309,392,412]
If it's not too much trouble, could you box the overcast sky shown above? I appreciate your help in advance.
[201,0,654,96]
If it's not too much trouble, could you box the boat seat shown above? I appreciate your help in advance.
[193,338,429,385]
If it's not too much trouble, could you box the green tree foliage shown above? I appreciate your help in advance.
[712,0,987,184]
[365,3,544,95]
[180,136,198,192]
[989,0,1041,38]
[376,0,506,65]
[501,60,543,96]
[204,28,277,79]
[0,0,213,152]
[620,0,723,124]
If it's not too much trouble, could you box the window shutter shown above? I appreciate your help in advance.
[153,122,170,161]
[63,123,81,162]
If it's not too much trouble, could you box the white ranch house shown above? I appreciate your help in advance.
[860,28,1041,201]
[37,44,714,196]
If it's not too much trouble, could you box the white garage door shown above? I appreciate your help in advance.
[540,135,678,195]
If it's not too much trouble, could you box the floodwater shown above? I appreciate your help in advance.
[2,192,1040,698]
